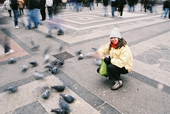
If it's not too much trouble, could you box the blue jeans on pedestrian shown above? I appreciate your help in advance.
[13,10,19,26]
[27,9,39,29]
[164,8,169,18]
[112,7,115,17]
[76,3,81,12]
[90,2,94,10]
[47,6,53,19]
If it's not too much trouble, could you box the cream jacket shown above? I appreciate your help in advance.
[97,43,133,72]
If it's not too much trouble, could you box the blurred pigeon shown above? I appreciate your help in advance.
[8,58,16,64]
[78,54,84,60]
[31,44,40,51]
[44,64,54,69]
[51,108,65,114]
[4,86,18,93]
[60,94,75,103]
[75,49,82,55]
[30,39,35,46]
[33,70,44,80]
[58,60,64,67]
[22,65,28,72]
[42,89,50,99]
[59,45,63,51]
[43,45,51,54]
[44,54,50,63]
[94,58,101,66]
[85,52,96,58]
[50,66,59,74]
[51,59,58,66]
[51,84,66,92]
[30,61,38,67]
[59,98,71,114]
[91,47,98,51]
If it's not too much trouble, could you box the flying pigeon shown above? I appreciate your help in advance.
[44,54,50,63]
[51,84,66,92]
[43,45,51,54]
[42,89,50,99]
[60,94,75,103]
[33,70,44,80]
[4,86,18,93]
[8,58,16,64]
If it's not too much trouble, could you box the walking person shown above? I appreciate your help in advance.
[163,0,170,18]
[96,28,133,90]
[117,0,126,17]
[3,0,12,17]
[46,0,53,19]
[89,0,94,10]
[10,0,20,28]
[18,0,24,15]
[103,0,109,16]
[111,0,117,17]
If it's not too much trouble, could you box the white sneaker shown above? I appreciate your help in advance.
[5,49,14,55]
[111,81,122,90]
[15,26,19,29]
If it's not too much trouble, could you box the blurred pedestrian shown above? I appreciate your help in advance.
[111,0,117,17]
[117,0,126,17]
[18,0,24,15]
[10,0,19,28]
[163,0,170,18]
[96,28,133,90]
[46,0,53,19]
[3,0,12,17]
[89,0,94,10]
[103,0,109,16]
[140,0,144,11]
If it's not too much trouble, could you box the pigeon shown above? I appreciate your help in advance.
[51,84,66,92]
[31,44,40,51]
[30,61,38,67]
[50,66,59,74]
[43,45,51,54]
[59,45,63,51]
[8,58,16,64]
[94,58,102,66]
[51,108,65,114]
[85,52,96,58]
[44,54,50,63]
[44,64,53,69]
[4,86,18,93]
[75,49,82,55]
[42,89,50,99]
[51,59,58,66]
[58,60,64,67]
[91,47,98,51]
[33,70,44,80]
[78,54,84,60]
[60,94,75,103]
[21,65,28,72]
[59,98,71,114]
[30,39,35,46]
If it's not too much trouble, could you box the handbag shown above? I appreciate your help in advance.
[99,59,108,76]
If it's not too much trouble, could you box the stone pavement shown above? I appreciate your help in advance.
[0,3,170,114]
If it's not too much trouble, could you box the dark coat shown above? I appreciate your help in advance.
[103,0,109,6]
[111,0,117,7]
[10,0,18,10]
[163,0,170,10]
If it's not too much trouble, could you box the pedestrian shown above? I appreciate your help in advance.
[163,0,170,18]
[10,0,20,28]
[96,28,133,90]
[89,0,94,10]
[3,0,12,17]
[117,0,126,17]
[103,0,109,16]
[111,0,117,17]
[40,0,46,21]
[46,0,53,19]
[140,0,144,11]
[18,0,24,15]
[0,36,14,55]
[25,0,40,29]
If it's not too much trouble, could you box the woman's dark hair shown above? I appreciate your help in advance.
[109,38,127,50]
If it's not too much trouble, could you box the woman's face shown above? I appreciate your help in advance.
[110,37,119,44]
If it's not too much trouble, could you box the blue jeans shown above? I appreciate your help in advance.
[76,3,81,11]
[112,7,115,17]
[47,7,53,19]
[27,9,39,29]
[164,8,169,18]
[90,2,94,10]
[13,10,19,26]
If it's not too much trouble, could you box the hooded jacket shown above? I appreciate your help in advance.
[97,43,133,72]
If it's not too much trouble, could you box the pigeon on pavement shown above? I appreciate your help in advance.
[33,70,44,80]
[75,49,82,55]
[59,98,71,114]
[4,86,18,93]
[8,58,16,64]
[42,89,50,99]
[60,93,75,103]
[21,65,28,72]
[51,84,66,92]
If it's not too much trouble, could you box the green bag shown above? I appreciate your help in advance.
[99,59,108,76]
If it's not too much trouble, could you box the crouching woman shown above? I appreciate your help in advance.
[97,28,133,90]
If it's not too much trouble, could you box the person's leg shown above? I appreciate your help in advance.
[8,10,12,17]
[13,10,19,27]
[164,8,168,18]
[32,8,39,28]
[111,7,115,17]
[26,10,32,29]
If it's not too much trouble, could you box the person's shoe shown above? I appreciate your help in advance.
[118,80,123,87]
[57,31,64,35]
[5,49,14,55]
[45,34,52,38]
[111,81,122,90]
[25,27,31,30]
[15,26,19,29]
